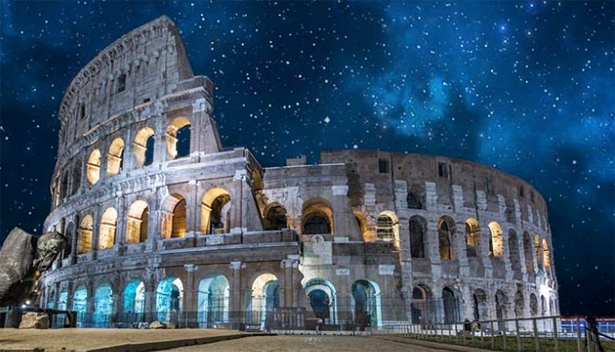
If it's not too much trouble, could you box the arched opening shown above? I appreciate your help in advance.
[248,273,279,329]
[465,218,481,257]
[438,217,454,260]
[514,290,524,318]
[529,293,538,316]
[488,222,504,258]
[473,289,488,321]
[161,194,187,239]
[534,235,544,271]
[72,159,82,196]
[156,277,183,324]
[72,286,88,327]
[123,280,145,323]
[57,290,68,311]
[411,285,432,325]
[354,211,369,241]
[198,275,230,328]
[351,279,382,329]
[134,127,155,167]
[540,295,547,316]
[407,184,425,209]
[93,284,113,328]
[301,198,333,235]
[106,138,125,176]
[509,230,521,272]
[263,204,288,231]
[47,289,56,309]
[166,117,191,159]
[59,173,69,201]
[442,287,460,324]
[63,222,75,259]
[98,207,117,250]
[409,216,426,258]
[126,200,149,243]
[78,215,93,254]
[86,149,101,185]
[304,278,338,325]
[542,239,551,271]
[376,211,399,249]
[495,290,508,329]
[200,188,231,234]
[523,232,534,273]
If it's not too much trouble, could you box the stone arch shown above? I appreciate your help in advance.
[411,284,433,325]
[122,279,145,322]
[72,285,88,326]
[534,235,544,271]
[472,288,488,321]
[248,273,279,328]
[351,279,382,328]
[106,138,125,176]
[354,210,370,242]
[133,127,155,167]
[200,187,231,234]
[540,295,547,316]
[542,239,551,271]
[166,117,191,159]
[197,275,230,327]
[488,222,504,258]
[98,207,117,250]
[407,184,425,209]
[442,286,461,324]
[514,290,524,318]
[465,218,481,257]
[63,221,75,259]
[376,210,399,249]
[156,277,184,324]
[509,230,522,272]
[263,203,288,231]
[126,200,149,243]
[409,215,427,258]
[495,290,508,321]
[301,198,333,235]
[161,193,187,239]
[86,149,102,185]
[523,232,534,273]
[78,215,93,254]
[303,278,338,324]
[59,172,69,200]
[529,293,538,316]
[438,216,455,260]
[93,283,113,327]
[72,158,82,195]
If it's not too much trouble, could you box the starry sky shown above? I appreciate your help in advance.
[1,1,613,317]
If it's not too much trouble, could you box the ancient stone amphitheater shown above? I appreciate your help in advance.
[39,16,558,330]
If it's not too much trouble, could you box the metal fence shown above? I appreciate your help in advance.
[379,316,615,352]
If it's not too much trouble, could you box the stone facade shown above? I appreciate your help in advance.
[39,16,558,330]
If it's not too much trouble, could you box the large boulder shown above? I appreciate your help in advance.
[0,228,36,305]
[19,312,50,329]
[149,321,167,329]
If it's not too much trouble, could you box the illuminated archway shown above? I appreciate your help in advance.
[86,149,101,185]
[166,117,191,159]
[72,285,88,327]
[465,218,481,257]
[93,284,113,327]
[156,277,183,324]
[304,278,338,324]
[542,239,551,271]
[301,198,333,235]
[197,275,230,327]
[200,187,231,234]
[248,273,279,328]
[351,279,382,328]
[133,127,155,167]
[488,222,504,258]
[98,207,117,250]
[77,215,93,254]
[161,194,187,239]
[376,211,399,249]
[126,200,149,243]
[534,235,544,271]
[123,280,145,322]
[438,216,455,260]
[106,138,125,176]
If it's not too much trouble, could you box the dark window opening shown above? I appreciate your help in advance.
[79,104,86,119]
[438,162,449,178]
[176,125,191,158]
[117,74,126,93]
[143,98,151,103]
[519,186,525,198]
[530,191,535,203]
[378,159,389,174]
[304,214,331,234]
[144,136,155,166]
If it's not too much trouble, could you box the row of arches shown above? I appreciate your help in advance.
[85,117,190,186]
[409,216,552,273]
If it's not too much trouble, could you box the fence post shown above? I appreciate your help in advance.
[553,317,559,352]
[516,318,521,352]
[533,317,540,352]
[490,320,496,350]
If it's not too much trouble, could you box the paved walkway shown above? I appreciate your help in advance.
[165,335,463,352]
[0,328,241,351]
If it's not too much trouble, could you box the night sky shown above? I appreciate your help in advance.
[1,1,613,317]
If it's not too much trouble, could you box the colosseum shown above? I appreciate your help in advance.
[39,16,559,330]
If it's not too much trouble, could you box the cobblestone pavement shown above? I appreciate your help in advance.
[166,335,453,352]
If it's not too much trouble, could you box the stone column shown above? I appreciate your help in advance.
[456,221,470,277]
[86,281,95,326]
[331,185,360,240]
[122,128,135,171]
[229,261,243,326]
[71,213,80,265]
[397,215,415,321]
[183,264,197,327]
[114,194,126,255]
[144,280,156,323]
[146,188,161,252]
[230,170,247,233]
[427,220,442,278]
[90,204,102,261]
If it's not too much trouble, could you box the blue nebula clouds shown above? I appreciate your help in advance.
[1,1,613,316]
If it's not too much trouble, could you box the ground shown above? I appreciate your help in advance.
[166,335,455,352]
